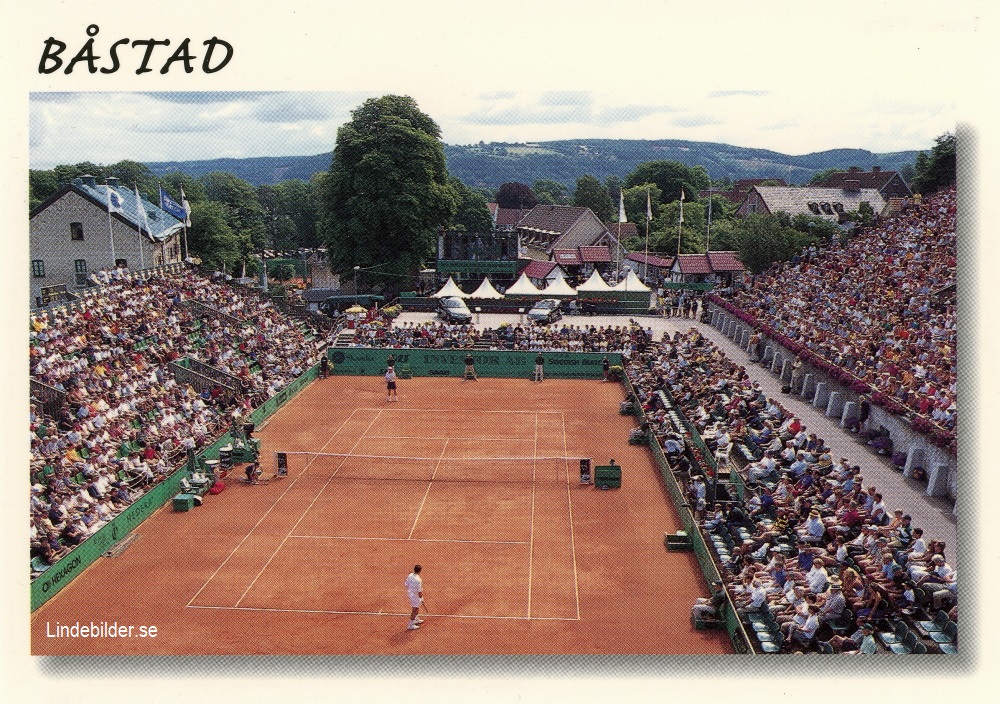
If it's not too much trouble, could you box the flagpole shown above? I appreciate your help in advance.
[134,183,146,270]
[677,188,684,257]
[106,190,117,267]
[644,187,651,282]
[706,187,712,252]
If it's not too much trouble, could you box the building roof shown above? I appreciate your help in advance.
[517,205,591,236]
[579,246,611,263]
[553,248,582,266]
[605,222,639,239]
[745,186,886,220]
[496,207,530,227]
[813,167,910,194]
[706,251,745,272]
[673,254,714,275]
[32,176,184,242]
[522,259,558,279]
[700,178,788,203]
[627,252,674,269]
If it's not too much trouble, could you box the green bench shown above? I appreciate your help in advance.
[594,464,621,489]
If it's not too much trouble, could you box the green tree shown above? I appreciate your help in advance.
[495,182,537,209]
[107,160,159,195]
[572,174,613,221]
[271,262,296,282]
[808,167,841,185]
[911,132,956,195]
[622,183,662,226]
[29,169,60,210]
[318,95,457,292]
[449,176,493,232]
[624,160,710,204]
[200,171,268,250]
[187,200,248,272]
[160,171,206,204]
[259,179,321,250]
[533,179,569,205]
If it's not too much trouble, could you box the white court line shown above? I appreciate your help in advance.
[186,407,364,607]
[232,409,384,608]
[289,535,529,545]
[186,604,579,622]
[527,412,537,618]
[562,413,582,621]
[364,435,535,442]
[407,439,447,539]
[360,407,563,416]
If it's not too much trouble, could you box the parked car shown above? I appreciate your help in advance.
[527,298,563,324]
[436,296,473,323]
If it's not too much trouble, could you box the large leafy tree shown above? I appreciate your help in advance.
[624,160,710,205]
[495,182,537,210]
[533,179,569,205]
[258,179,321,250]
[319,95,457,292]
[911,132,956,195]
[572,174,613,221]
[200,171,268,250]
[187,200,248,272]
[449,176,493,232]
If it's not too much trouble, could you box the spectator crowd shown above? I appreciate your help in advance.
[29,268,327,575]
[715,188,957,438]
[625,327,956,653]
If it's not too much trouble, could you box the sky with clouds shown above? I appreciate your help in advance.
[29,87,957,170]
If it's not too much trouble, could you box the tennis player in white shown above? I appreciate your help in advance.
[405,564,424,630]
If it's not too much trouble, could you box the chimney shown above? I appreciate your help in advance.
[106,177,120,187]
[848,166,861,173]
[80,174,97,188]
[871,166,881,173]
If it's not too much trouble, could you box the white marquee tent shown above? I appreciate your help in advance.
[468,277,505,299]
[431,276,469,298]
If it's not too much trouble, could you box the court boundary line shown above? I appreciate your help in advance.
[407,438,448,539]
[563,412,582,620]
[288,535,530,545]
[187,604,579,622]
[231,409,385,608]
[186,407,365,608]
[526,412,537,618]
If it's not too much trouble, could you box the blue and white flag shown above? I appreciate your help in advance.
[159,186,187,222]
[106,186,125,214]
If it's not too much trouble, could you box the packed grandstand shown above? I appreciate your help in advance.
[29,185,957,654]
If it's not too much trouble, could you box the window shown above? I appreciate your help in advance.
[74,259,88,286]
[31,260,45,278]
[70,222,84,240]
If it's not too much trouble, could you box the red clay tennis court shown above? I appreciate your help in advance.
[31,376,732,655]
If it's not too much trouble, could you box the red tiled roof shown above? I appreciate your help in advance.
[605,222,639,239]
[522,259,557,279]
[706,250,744,272]
[496,208,529,227]
[553,248,582,266]
[627,252,674,268]
[674,254,713,274]
[579,246,611,263]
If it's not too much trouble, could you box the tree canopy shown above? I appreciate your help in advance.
[318,95,457,292]
[449,176,493,232]
[572,174,613,221]
[911,132,956,195]
[624,160,710,205]
[495,182,537,210]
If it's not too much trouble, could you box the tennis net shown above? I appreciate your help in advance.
[272,451,584,485]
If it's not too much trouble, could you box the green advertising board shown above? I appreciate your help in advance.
[327,348,620,379]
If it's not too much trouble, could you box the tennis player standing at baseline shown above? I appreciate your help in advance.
[405,565,425,630]
[385,366,398,402]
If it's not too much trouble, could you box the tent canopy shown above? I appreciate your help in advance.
[505,272,544,296]
[541,275,577,296]
[613,269,651,292]
[469,277,505,299]
[431,276,469,298]
[576,269,614,292]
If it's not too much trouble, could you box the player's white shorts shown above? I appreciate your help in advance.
[408,594,422,608]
